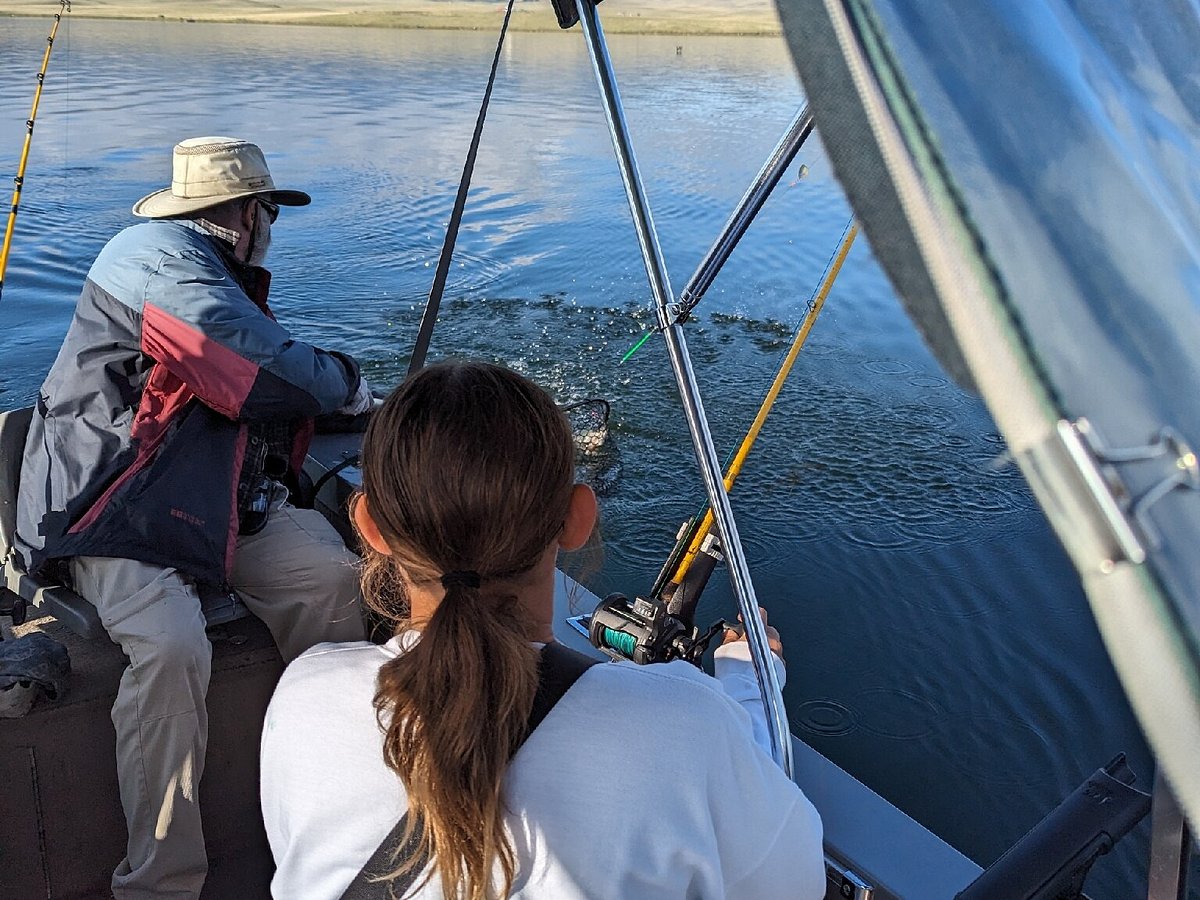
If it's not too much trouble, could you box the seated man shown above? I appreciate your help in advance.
[13,136,371,899]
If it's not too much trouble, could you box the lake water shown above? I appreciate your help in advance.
[0,15,1180,897]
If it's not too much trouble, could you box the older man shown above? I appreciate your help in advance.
[14,136,370,899]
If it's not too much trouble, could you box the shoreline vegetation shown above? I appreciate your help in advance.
[0,1,783,36]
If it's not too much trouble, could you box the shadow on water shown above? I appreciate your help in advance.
[1,17,1183,898]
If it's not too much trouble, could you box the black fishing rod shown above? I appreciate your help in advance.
[310,4,517,499]
[399,0,621,503]
[674,105,814,324]
[311,1,622,512]
[0,0,71,302]
[407,0,515,374]
[622,104,815,362]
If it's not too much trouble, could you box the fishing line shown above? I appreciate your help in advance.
[0,0,71,301]
[620,327,655,364]
[63,2,71,207]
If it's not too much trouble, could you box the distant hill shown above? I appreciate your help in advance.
[0,1,783,35]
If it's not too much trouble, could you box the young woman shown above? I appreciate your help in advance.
[260,361,825,900]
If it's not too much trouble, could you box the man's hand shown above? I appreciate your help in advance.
[338,377,374,416]
[722,606,784,660]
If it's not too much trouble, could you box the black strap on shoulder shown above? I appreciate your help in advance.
[525,641,598,736]
[339,642,598,900]
[406,0,516,376]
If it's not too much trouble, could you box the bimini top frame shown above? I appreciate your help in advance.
[568,0,794,777]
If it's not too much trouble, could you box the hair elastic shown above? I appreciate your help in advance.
[441,570,481,589]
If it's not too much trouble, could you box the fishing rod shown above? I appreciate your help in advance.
[407,0,515,375]
[564,0,794,777]
[657,221,859,614]
[332,1,619,503]
[622,104,815,362]
[588,222,857,698]
[0,0,71,302]
[674,105,814,325]
[613,106,829,611]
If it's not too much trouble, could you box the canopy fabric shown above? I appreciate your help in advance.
[775,0,1200,826]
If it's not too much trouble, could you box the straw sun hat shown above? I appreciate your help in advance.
[131,136,311,219]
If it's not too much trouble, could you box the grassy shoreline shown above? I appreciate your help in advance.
[0,3,783,36]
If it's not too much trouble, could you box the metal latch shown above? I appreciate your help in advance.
[1056,418,1198,570]
[825,854,873,899]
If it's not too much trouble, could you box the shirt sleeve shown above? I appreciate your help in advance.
[139,248,360,421]
[713,640,787,755]
[724,792,826,900]
[699,671,826,900]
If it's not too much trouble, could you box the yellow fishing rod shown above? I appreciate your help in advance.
[656,219,859,606]
[586,219,860,677]
[0,0,71,301]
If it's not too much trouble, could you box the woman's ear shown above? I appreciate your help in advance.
[352,494,393,556]
[559,484,598,552]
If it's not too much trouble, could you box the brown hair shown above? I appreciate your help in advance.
[357,361,576,900]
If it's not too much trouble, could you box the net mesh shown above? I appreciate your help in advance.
[561,399,621,496]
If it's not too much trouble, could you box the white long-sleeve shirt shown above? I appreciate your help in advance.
[260,636,825,900]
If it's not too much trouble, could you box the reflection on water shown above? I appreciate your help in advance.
[0,17,1163,897]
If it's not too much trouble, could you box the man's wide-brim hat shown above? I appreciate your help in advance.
[131,136,311,219]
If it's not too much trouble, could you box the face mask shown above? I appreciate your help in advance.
[246,206,272,267]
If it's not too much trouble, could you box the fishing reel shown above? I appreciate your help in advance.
[587,519,730,667]
[588,592,727,667]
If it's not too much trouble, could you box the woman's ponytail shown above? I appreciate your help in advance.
[374,581,538,898]
[356,361,577,900]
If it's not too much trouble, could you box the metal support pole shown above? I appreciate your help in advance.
[575,0,793,777]
[1148,769,1193,899]
[676,105,814,322]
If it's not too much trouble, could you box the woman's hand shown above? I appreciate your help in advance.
[721,606,783,660]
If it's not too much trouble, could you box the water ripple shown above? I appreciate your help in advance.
[924,714,1057,788]
[854,687,942,740]
[795,699,859,737]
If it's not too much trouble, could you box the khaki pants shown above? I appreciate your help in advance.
[71,502,365,900]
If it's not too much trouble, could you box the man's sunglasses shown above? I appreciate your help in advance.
[257,198,280,224]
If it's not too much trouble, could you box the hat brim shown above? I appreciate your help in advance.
[131,187,311,219]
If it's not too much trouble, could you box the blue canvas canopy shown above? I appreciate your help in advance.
[774,0,1200,828]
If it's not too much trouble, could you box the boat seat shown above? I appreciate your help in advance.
[0,407,249,640]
